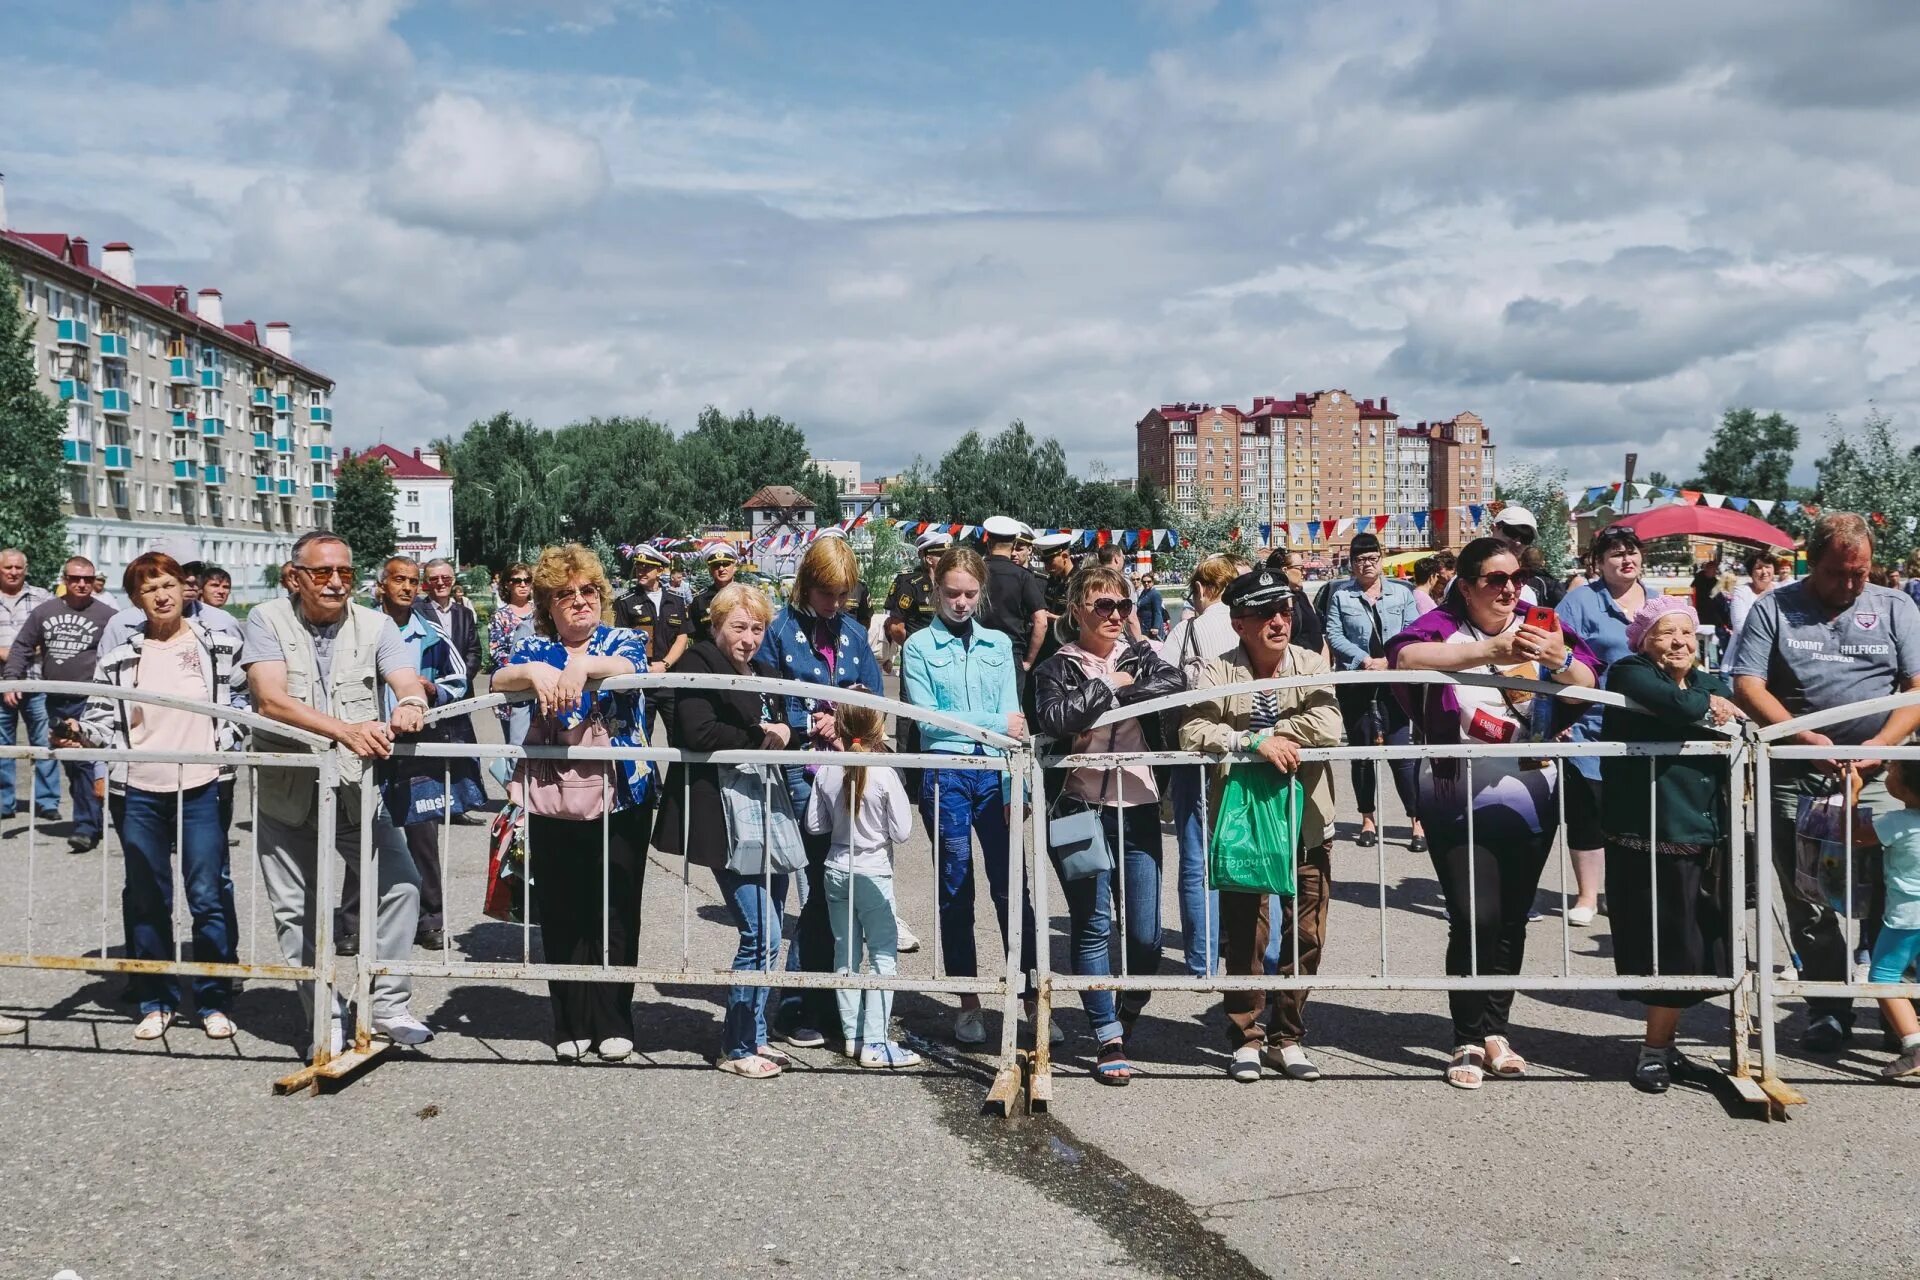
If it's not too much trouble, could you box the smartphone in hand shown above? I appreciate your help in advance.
[1523,605,1556,633]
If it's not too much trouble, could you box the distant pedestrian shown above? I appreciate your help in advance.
[3,556,117,850]
[487,562,538,794]
[689,545,740,635]
[1323,532,1424,852]
[1135,572,1169,641]
[0,546,59,823]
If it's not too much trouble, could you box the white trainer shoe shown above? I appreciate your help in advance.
[595,1037,634,1061]
[858,1041,923,1069]
[372,1012,434,1046]
[0,1013,25,1036]
[895,916,920,953]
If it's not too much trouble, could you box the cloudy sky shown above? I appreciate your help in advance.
[6,0,1918,490]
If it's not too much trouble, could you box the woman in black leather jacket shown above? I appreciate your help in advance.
[1032,564,1185,1084]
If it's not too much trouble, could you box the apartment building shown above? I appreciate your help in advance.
[1,180,335,598]
[1136,392,1497,551]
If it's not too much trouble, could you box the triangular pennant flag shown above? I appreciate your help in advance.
[1778,500,1799,516]
[1729,497,1749,512]
[1468,503,1485,526]
[1585,487,1608,506]
[1753,498,1775,517]
[1679,489,1702,505]
[1373,514,1390,534]
[1333,517,1354,538]
[1096,529,1110,547]
[1259,524,1272,542]
[1307,521,1322,542]
[1167,527,1182,547]
[1412,511,1428,533]
[1122,530,1138,549]
[1702,493,1726,508]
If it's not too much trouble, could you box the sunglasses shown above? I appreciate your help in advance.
[1089,597,1134,619]
[63,574,93,584]
[295,565,354,582]
[1233,602,1294,621]
[552,584,602,604]
[507,576,531,585]
[1476,572,1522,591]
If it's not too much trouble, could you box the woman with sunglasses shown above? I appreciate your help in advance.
[1032,565,1184,1083]
[1552,525,1647,926]
[1388,536,1599,1089]
[491,544,654,1061]
[487,562,538,792]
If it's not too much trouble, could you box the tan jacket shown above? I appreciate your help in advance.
[1177,643,1345,850]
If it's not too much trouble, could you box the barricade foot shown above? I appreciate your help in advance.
[985,1059,1023,1117]
[272,1040,391,1096]
[1756,1074,1808,1120]
[1714,1058,1777,1117]
[1019,1048,1052,1114]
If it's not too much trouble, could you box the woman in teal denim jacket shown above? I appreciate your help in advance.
[902,546,1040,1045]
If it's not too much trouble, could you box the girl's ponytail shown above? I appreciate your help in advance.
[834,703,889,816]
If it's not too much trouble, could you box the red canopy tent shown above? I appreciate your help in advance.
[1606,505,1796,550]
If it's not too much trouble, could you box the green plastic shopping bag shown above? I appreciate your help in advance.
[1207,767,1302,896]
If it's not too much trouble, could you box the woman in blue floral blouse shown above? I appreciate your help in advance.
[492,543,653,1062]
[755,534,884,1044]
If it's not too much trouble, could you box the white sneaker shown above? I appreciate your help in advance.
[595,1037,634,1061]
[1228,1045,1262,1083]
[0,1013,25,1036]
[372,1012,434,1046]
[858,1041,923,1069]
[1263,1042,1322,1081]
[310,1019,346,1061]
[1566,904,1597,927]
[954,1007,988,1045]
[555,1039,590,1061]
[895,916,920,953]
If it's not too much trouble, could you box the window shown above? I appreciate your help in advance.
[22,278,36,311]
[407,521,421,535]
[405,490,419,505]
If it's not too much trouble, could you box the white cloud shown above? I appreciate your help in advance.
[375,93,609,236]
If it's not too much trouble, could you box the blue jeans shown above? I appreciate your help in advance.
[714,866,789,1060]
[48,696,101,840]
[825,867,898,1044]
[921,763,1037,983]
[1053,801,1164,1043]
[111,782,236,1016]
[0,691,59,815]
[1170,765,1219,977]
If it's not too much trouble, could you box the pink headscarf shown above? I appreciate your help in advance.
[1626,595,1698,653]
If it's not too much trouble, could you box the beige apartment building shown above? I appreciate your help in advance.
[1,178,335,598]
[1136,392,1496,553]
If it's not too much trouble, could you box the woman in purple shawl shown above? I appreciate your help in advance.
[1387,536,1601,1090]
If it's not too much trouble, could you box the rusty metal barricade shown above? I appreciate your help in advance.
[350,672,1033,1108]
[0,678,341,1081]
[1025,669,1767,1113]
[1752,690,1920,1112]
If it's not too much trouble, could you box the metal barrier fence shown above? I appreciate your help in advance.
[1753,690,1920,1110]
[0,678,341,1079]
[8,668,1918,1117]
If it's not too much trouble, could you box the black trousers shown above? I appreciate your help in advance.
[339,820,446,937]
[528,806,650,1048]
[1426,811,1553,1043]
[1340,693,1418,820]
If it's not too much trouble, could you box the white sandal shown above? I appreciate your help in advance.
[1446,1044,1485,1090]
[1484,1035,1528,1078]
[202,1011,237,1040]
[134,1010,173,1041]
[717,1053,781,1078]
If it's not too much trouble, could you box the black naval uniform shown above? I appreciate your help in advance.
[689,579,728,635]
[1034,567,1071,665]
[886,566,941,789]
[614,585,691,739]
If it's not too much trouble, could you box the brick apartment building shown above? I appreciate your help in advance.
[1136,391,1495,553]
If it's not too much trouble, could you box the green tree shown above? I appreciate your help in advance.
[439,411,564,569]
[1811,406,1920,563]
[1687,407,1799,503]
[671,407,838,528]
[333,453,398,570]
[0,265,69,578]
[1495,464,1573,576]
[858,518,910,601]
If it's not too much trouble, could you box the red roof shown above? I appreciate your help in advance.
[0,229,332,386]
[346,444,448,479]
[744,484,812,510]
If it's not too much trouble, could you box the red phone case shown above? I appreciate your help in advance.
[1524,606,1555,632]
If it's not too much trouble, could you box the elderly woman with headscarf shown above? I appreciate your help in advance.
[1599,595,1744,1094]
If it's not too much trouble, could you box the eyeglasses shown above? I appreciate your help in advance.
[1476,572,1521,591]
[62,574,92,584]
[1354,554,1382,566]
[295,565,354,583]
[552,584,602,604]
[1233,601,1294,620]
[426,576,454,586]
[1089,597,1134,619]
[507,576,531,585]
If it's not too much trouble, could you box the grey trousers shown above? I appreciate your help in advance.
[258,802,419,1026]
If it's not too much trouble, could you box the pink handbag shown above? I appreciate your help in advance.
[517,711,616,821]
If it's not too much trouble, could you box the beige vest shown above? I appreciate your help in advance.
[252,597,388,826]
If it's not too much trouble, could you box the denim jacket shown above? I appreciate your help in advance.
[1324,577,1422,671]
[901,617,1021,755]
[755,606,885,736]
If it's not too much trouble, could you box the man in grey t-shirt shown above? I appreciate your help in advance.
[1732,513,1920,1051]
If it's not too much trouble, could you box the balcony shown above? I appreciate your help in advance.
[97,332,128,361]
[199,368,221,390]
[251,385,273,409]
[311,484,335,502]
[253,430,272,452]
[201,418,225,439]
[276,478,297,497]
[254,475,272,495]
[101,445,132,472]
[62,439,93,465]
[170,410,197,432]
[308,444,335,463]
[99,388,130,416]
[58,378,92,405]
[202,465,226,487]
[273,394,291,417]
[308,406,332,425]
[274,436,292,455]
[171,458,195,481]
[56,318,90,347]
[167,356,194,385]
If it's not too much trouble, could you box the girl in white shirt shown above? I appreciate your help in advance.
[805,704,921,1069]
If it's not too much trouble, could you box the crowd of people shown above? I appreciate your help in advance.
[2,508,1918,1093]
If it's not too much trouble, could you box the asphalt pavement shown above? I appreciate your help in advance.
[3,679,1917,1279]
